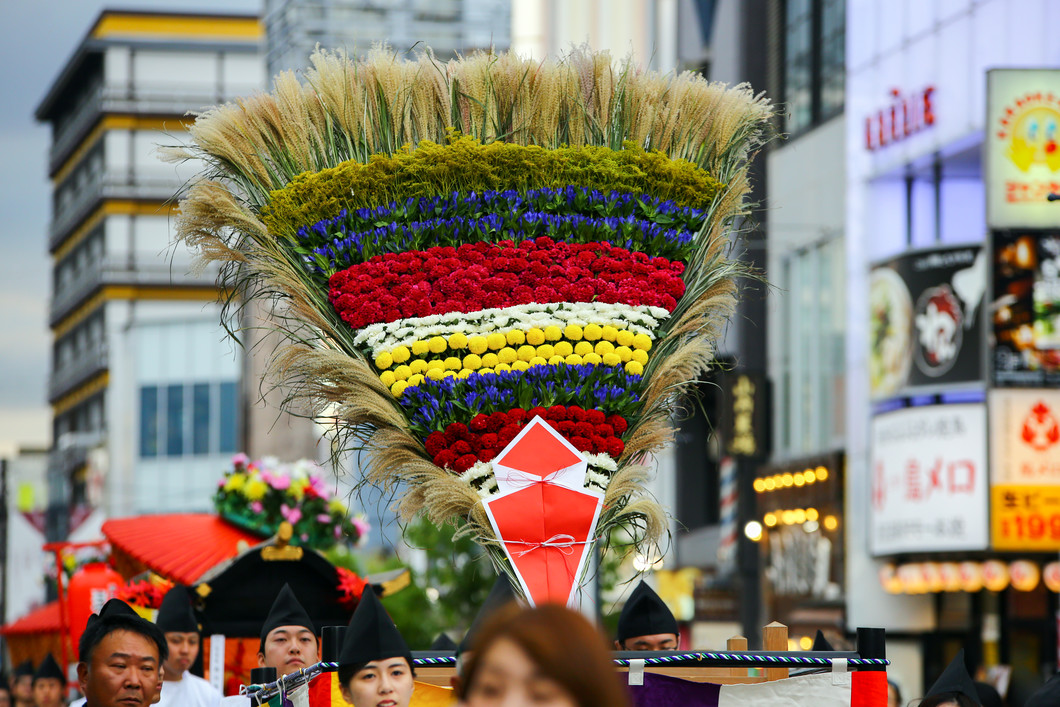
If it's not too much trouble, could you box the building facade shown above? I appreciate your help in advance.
[36,11,265,536]
[265,0,511,78]
[844,0,1060,702]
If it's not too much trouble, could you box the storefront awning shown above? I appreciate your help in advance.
[0,600,61,636]
[102,514,264,585]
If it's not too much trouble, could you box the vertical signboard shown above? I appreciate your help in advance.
[986,70,1060,229]
[870,245,986,400]
[992,231,1060,386]
[870,403,989,555]
[990,389,1060,550]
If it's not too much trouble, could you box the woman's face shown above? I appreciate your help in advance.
[340,658,414,707]
[464,638,578,707]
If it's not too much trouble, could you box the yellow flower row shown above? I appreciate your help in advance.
[374,326,653,371]
[384,356,647,398]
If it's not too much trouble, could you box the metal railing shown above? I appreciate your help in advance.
[50,255,216,325]
[49,345,109,403]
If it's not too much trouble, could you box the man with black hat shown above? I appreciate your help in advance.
[10,661,33,707]
[31,654,65,707]
[76,598,168,707]
[613,580,679,651]
[918,650,982,707]
[257,584,320,680]
[218,583,325,706]
[154,585,222,706]
[336,588,415,707]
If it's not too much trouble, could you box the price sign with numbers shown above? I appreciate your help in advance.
[992,485,1060,550]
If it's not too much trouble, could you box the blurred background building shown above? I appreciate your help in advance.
[35,10,264,538]
[264,0,511,76]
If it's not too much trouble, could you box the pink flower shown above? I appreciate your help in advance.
[280,504,302,525]
[334,526,343,538]
[352,516,371,538]
[231,452,250,467]
[269,474,291,491]
[316,514,331,523]
[217,479,226,488]
[250,501,264,513]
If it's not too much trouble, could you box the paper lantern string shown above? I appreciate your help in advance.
[504,533,588,557]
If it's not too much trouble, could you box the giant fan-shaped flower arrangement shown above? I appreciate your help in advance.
[170,47,772,602]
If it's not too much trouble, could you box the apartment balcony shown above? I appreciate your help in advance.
[49,170,187,252]
[49,85,247,175]
[49,344,109,403]
[50,255,213,326]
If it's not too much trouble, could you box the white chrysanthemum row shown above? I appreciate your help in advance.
[354,302,670,357]
[461,453,619,499]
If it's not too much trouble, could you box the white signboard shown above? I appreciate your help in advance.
[990,389,1060,485]
[986,69,1060,229]
[870,403,988,555]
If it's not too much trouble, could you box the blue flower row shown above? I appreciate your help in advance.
[305,211,693,274]
[294,187,706,275]
[401,363,641,435]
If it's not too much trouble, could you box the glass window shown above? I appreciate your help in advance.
[140,386,158,458]
[783,0,845,134]
[192,383,211,455]
[219,381,238,453]
[779,237,845,455]
[166,384,184,456]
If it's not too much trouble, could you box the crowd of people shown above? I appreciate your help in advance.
[1,577,1057,707]
[0,577,680,707]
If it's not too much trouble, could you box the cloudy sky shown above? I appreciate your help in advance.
[0,0,260,457]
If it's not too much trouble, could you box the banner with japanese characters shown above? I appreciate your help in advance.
[870,403,988,555]
[990,389,1060,550]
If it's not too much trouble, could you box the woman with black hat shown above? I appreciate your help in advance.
[336,588,415,707]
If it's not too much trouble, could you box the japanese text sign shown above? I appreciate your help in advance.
[870,403,988,555]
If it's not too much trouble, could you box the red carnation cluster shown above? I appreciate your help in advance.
[336,567,369,610]
[114,579,173,610]
[328,237,686,330]
[424,406,628,472]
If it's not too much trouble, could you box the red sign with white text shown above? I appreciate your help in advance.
[871,403,988,555]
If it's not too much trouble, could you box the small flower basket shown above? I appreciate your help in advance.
[213,454,369,551]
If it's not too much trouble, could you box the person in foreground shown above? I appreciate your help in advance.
[457,603,630,707]
[77,598,168,707]
[154,584,222,706]
[916,650,982,707]
[613,581,679,652]
[337,587,415,707]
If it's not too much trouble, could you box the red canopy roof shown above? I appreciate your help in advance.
[102,514,264,585]
[1,600,61,635]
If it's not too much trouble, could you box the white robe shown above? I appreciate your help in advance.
[157,672,223,707]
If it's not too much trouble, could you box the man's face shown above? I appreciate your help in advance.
[11,676,31,701]
[0,686,11,707]
[163,632,200,679]
[258,626,319,678]
[31,678,63,707]
[77,628,161,707]
[617,632,679,651]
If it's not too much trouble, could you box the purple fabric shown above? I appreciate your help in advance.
[628,672,722,707]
